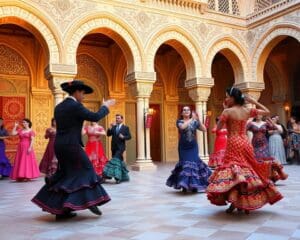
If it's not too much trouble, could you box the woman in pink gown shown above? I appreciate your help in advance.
[208,117,227,168]
[10,118,40,181]
[83,122,108,176]
[206,87,283,214]
[39,118,57,177]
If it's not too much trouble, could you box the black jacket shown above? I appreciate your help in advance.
[54,97,109,146]
[107,124,131,155]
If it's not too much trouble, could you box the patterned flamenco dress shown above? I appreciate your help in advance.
[84,126,108,176]
[247,123,288,182]
[0,128,12,177]
[208,127,227,168]
[10,130,40,181]
[207,110,283,211]
[39,128,58,177]
[166,119,212,192]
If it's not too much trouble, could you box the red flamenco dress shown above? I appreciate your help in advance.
[85,126,108,176]
[208,127,227,168]
[207,109,283,211]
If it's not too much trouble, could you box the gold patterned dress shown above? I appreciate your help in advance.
[206,109,283,211]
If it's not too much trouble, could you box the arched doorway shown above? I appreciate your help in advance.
[76,30,135,163]
[152,43,194,162]
[259,36,300,124]
[207,52,235,152]
[0,23,51,162]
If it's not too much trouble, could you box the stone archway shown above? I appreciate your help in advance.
[65,15,143,74]
[145,28,203,80]
[252,25,300,83]
[205,37,249,83]
[0,5,62,64]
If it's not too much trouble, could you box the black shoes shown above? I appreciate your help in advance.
[56,212,77,220]
[88,206,102,216]
[115,178,121,184]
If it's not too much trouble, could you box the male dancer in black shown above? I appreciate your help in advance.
[32,80,115,220]
[103,114,131,183]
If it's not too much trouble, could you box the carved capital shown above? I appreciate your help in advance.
[128,81,154,98]
[185,77,214,89]
[45,64,77,80]
[126,71,156,82]
[188,87,211,102]
[126,72,156,98]
[234,82,265,100]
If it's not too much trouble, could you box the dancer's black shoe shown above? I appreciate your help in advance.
[56,212,77,220]
[88,206,102,215]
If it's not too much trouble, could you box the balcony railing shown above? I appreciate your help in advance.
[247,0,299,23]
[207,0,240,15]
[140,0,208,14]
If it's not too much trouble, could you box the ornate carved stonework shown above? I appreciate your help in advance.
[31,0,96,33]
[0,45,29,75]
[77,54,106,89]
[188,87,212,102]
[31,93,53,154]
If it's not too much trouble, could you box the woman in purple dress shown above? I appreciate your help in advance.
[166,106,211,192]
[0,117,12,179]
[247,115,288,182]
[39,118,57,177]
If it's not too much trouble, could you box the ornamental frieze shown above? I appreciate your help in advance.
[31,0,96,34]
[0,45,29,75]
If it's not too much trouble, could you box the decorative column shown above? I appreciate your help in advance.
[186,77,214,162]
[126,72,157,171]
[45,64,77,105]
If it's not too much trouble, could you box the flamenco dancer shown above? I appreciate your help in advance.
[83,121,108,176]
[208,116,227,168]
[247,115,288,182]
[32,80,115,220]
[206,87,283,214]
[166,106,211,193]
[39,118,58,177]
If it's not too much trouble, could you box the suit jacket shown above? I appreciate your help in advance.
[54,98,109,146]
[107,124,131,153]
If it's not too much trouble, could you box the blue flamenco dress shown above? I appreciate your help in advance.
[166,119,211,192]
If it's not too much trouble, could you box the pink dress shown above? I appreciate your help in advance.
[10,129,40,180]
[208,127,227,168]
[84,126,108,176]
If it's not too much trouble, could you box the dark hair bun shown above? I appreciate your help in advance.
[226,87,245,105]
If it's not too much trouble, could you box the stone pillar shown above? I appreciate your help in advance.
[126,72,157,171]
[186,77,214,162]
[45,64,77,106]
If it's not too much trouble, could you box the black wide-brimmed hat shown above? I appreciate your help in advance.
[61,80,93,94]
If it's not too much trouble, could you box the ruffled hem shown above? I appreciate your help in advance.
[256,157,288,182]
[0,165,12,177]
[208,150,225,168]
[166,160,211,191]
[32,190,110,214]
[206,164,283,210]
[103,157,129,181]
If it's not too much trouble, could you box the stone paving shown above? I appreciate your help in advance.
[0,164,300,240]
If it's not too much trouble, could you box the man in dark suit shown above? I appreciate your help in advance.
[32,80,115,220]
[107,114,131,161]
[103,114,131,183]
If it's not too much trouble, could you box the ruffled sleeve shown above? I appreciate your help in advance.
[219,114,228,124]
[250,108,258,118]
[176,119,183,129]
[30,130,36,137]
